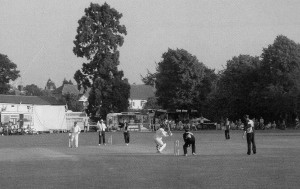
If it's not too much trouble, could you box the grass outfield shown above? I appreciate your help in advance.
[0,130,299,189]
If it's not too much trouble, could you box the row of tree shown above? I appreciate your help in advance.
[142,35,300,124]
[2,2,300,125]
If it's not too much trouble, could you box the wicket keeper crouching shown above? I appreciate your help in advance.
[183,128,196,156]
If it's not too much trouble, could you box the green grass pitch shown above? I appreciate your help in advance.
[0,130,299,189]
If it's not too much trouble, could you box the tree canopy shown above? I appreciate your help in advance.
[142,35,300,125]
[143,97,161,110]
[155,48,215,111]
[141,69,157,87]
[24,84,43,96]
[206,35,300,123]
[0,53,20,94]
[259,35,300,120]
[208,55,261,120]
[73,2,130,118]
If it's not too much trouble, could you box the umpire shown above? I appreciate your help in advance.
[123,121,130,145]
[183,127,196,156]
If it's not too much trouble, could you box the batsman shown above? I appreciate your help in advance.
[153,121,172,153]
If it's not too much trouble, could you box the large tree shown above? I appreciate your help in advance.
[259,35,300,121]
[208,55,261,120]
[73,3,130,118]
[0,53,20,94]
[155,48,211,111]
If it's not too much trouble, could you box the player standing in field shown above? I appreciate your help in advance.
[123,120,130,145]
[69,122,81,148]
[154,124,172,153]
[243,115,256,155]
[97,119,107,146]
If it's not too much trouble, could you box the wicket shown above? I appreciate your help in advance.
[174,140,180,156]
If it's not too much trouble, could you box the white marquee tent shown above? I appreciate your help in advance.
[0,95,67,132]
[32,105,67,131]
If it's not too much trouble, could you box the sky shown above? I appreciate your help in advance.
[1,0,300,88]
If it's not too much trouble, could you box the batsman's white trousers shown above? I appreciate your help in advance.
[154,137,164,146]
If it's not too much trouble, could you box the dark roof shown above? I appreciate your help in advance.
[61,84,89,96]
[62,84,80,95]
[130,85,155,100]
[0,95,65,105]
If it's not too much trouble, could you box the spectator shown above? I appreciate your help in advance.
[87,119,90,132]
[0,126,3,136]
[266,122,272,129]
[171,120,176,130]
[254,118,259,130]
[83,119,88,132]
[200,116,205,130]
[191,120,197,131]
[271,121,277,129]
[295,116,300,129]
[237,119,242,130]
[231,121,236,130]
[178,120,183,130]
[281,119,286,130]
[259,117,265,130]
[225,118,230,139]
[186,121,191,131]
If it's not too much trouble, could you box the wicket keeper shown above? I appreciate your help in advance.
[183,127,196,156]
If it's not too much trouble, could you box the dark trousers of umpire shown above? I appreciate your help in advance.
[246,133,256,154]
[225,129,230,139]
[183,140,196,155]
[123,132,130,144]
[99,131,106,144]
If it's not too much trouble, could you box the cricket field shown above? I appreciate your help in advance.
[0,130,299,189]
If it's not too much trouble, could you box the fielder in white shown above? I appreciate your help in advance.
[154,125,172,153]
[69,122,81,148]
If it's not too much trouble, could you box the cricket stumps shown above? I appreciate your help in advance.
[174,140,180,156]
